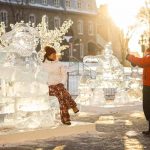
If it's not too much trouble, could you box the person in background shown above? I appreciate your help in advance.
[42,46,79,125]
[126,47,150,136]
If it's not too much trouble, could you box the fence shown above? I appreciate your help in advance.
[67,73,117,100]
[67,72,81,97]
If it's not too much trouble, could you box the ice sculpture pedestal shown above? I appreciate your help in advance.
[0,96,59,130]
[77,101,142,115]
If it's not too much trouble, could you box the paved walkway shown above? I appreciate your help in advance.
[0,108,150,150]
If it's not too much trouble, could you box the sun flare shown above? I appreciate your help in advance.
[97,0,144,28]
[96,0,146,54]
[107,0,144,29]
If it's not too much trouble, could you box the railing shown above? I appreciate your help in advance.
[67,56,82,97]
[66,56,100,97]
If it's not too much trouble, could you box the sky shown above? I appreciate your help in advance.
[96,0,146,54]
[96,0,145,30]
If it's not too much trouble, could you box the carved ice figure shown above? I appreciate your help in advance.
[0,20,63,129]
[0,16,73,129]
[126,66,142,101]
[76,42,142,108]
[0,22,39,57]
[96,43,124,88]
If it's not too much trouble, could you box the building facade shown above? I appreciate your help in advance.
[0,0,100,61]
[97,5,130,64]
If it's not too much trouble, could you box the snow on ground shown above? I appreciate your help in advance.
[0,106,150,150]
[0,62,147,149]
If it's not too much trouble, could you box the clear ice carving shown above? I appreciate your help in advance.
[0,16,72,130]
[76,42,142,108]
[0,23,57,129]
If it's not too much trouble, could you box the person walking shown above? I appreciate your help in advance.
[42,46,79,125]
[126,47,150,136]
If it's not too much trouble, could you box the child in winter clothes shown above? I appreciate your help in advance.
[42,46,79,125]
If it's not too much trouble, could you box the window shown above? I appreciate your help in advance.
[54,0,60,7]
[80,43,84,58]
[77,0,82,9]
[88,3,94,10]
[45,15,49,24]
[42,0,48,5]
[87,2,92,10]
[66,0,71,8]
[77,20,83,34]
[30,0,34,3]
[88,22,94,35]
[54,17,60,28]
[29,14,36,25]
[15,12,21,22]
[0,10,8,27]
[16,0,22,4]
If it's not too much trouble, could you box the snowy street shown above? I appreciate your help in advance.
[1,105,150,150]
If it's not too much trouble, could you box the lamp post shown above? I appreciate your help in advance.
[145,0,150,48]
[74,38,82,60]
[63,36,73,91]
[63,36,73,61]
[138,0,150,55]
[139,34,147,56]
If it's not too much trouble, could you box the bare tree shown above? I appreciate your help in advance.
[118,24,138,66]
[137,0,150,47]
[118,1,150,65]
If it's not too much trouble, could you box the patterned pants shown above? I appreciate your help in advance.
[49,83,77,123]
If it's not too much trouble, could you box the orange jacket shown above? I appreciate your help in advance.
[128,54,150,86]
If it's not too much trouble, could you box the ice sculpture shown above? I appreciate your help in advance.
[37,16,73,61]
[0,22,57,130]
[76,43,142,108]
[125,66,142,101]
[0,17,72,130]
